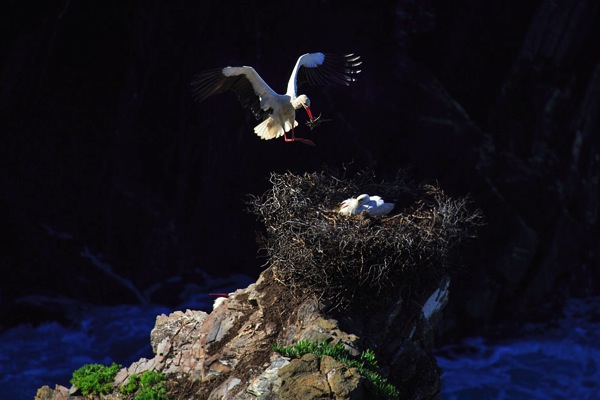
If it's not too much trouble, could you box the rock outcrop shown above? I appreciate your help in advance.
[36,267,450,400]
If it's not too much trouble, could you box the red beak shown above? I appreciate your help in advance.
[304,106,314,121]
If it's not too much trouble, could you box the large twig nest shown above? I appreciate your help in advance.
[247,169,482,309]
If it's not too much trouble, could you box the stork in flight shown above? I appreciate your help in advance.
[191,52,361,146]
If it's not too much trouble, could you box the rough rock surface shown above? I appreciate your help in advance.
[36,267,449,399]
[275,353,364,399]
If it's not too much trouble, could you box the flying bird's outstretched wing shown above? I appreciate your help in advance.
[191,66,276,120]
[286,53,362,98]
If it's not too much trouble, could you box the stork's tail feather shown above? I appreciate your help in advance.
[254,117,285,140]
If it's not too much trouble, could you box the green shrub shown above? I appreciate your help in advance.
[273,340,399,399]
[119,370,168,400]
[135,385,168,400]
[70,364,168,399]
[120,373,140,395]
[139,370,166,388]
[70,362,121,395]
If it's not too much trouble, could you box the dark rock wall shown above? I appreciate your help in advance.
[412,0,600,337]
[2,1,599,339]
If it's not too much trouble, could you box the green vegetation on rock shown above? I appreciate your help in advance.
[71,363,167,399]
[70,362,121,395]
[273,340,399,399]
[120,370,168,400]
[120,371,168,400]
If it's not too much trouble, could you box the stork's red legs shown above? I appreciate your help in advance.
[282,106,316,145]
[284,127,316,146]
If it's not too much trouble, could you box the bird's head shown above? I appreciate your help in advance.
[293,94,314,121]
[356,194,371,206]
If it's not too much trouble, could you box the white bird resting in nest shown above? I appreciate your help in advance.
[338,194,395,216]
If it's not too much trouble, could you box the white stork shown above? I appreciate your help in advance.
[191,52,361,146]
[338,194,395,216]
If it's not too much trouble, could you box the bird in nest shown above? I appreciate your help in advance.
[338,194,395,216]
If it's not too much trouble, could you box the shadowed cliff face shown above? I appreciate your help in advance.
[2,0,599,339]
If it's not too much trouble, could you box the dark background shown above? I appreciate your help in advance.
[2,0,599,342]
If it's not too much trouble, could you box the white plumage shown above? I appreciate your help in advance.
[192,52,361,146]
[338,194,395,216]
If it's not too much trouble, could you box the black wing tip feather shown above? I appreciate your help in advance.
[343,53,361,63]
[190,68,227,102]
[190,67,265,120]
[297,52,362,88]
[324,52,361,62]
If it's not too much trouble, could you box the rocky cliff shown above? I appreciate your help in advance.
[36,267,450,400]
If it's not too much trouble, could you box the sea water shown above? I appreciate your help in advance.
[435,296,600,399]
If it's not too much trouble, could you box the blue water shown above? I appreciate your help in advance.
[1,305,171,400]
[2,284,599,399]
[436,297,600,399]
